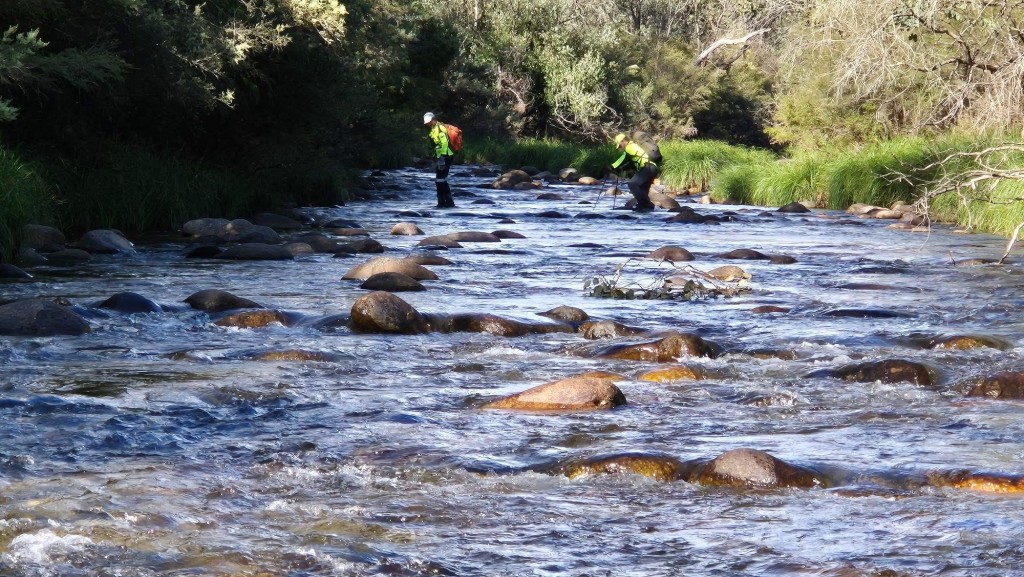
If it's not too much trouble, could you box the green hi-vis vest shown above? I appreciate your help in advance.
[611,141,653,171]
[429,123,453,157]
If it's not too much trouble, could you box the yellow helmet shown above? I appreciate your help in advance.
[614,133,627,145]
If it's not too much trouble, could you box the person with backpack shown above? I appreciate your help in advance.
[423,112,460,208]
[609,132,660,212]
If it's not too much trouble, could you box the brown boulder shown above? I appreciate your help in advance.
[751,305,790,314]
[448,231,502,243]
[342,256,439,281]
[688,448,821,489]
[482,372,627,411]
[439,313,572,337]
[927,334,1009,351]
[646,245,694,262]
[717,248,770,260]
[403,254,453,266]
[538,306,589,323]
[350,291,430,334]
[491,230,527,239]
[560,453,686,482]
[416,235,463,248]
[390,222,424,235]
[579,320,647,340]
[806,359,934,386]
[360,272,426,292]
[964,371,1024,399]
[706,265,750,281]
[638,365,706,382]
[184,289,263,313]
[215,310,296,329]
[595,332,721,361]
[928,470,1024,493]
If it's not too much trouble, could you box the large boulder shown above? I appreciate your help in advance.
[538,306,589,324]
[687,448,822,489]
[646,245,694,262]
[22,224,65,253]
[926,334,1009,351]
[0,298,91,336]
[360,272,426,292]
[963,371,1024,399]
[706,265,750,281]
[491,170,532,190]
[350,291,430,334]
[97,292,162,314]
[439,313,572,337]
[595,331,721,361]
[184,289,263,313]
[806,358,934,386]
[481,372,627,411]
[74,229,135,254]
[579,320,646,340]
[214,310,297,329]
[342,256,439,281]
[214,243,294,261]
[448,231,502,243]
[390,222,424,236]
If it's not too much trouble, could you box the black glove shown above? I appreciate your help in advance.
[606,164,617,175]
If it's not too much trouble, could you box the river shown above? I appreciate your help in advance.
[1,165,1023,576]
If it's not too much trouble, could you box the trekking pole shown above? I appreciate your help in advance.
[610,175,619,209]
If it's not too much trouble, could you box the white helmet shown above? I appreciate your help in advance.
[423,112,435,124]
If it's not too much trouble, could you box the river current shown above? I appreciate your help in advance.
[1,165,1024,576]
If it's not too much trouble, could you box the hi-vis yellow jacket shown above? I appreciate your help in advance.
[611,141,652,171]
[429,123,453,157]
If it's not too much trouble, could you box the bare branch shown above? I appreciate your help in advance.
[694,28,770,66]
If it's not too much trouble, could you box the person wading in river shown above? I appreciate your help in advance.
[424,112,456,208]
[609,132,658,212]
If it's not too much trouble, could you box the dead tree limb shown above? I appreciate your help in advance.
[694,28,770,67]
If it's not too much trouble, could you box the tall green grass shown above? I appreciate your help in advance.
[48,140,350,236]
[659,140,774,193]
[461,137,617,177]
[0,146,56,262]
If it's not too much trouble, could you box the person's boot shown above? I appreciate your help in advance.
[437,192,455,208]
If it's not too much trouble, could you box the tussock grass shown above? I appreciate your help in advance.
[659,140,773,193]
[0,146,55,262]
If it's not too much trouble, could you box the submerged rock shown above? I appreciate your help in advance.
[559,453,686,482]
[806,359,934,386]
[595,331,721,361]
[638,365,706,382]
[439,313,571,337]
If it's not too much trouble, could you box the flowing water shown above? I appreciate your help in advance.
[2,165,1024,576]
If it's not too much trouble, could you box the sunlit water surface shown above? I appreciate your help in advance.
[2,166,1024,576]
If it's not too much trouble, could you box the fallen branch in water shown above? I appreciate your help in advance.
[584,258,750,301]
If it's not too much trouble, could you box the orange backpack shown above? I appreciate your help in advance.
[445,123,463,154]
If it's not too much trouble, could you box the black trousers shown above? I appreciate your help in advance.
[627,164,657,209]
[435,155,455,207]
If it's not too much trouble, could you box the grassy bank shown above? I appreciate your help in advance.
[465,135,1024,238]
